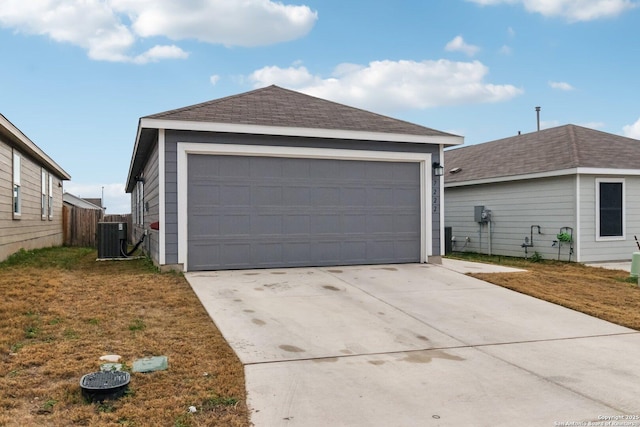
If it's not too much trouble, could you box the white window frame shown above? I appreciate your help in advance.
[136,179,144,225]
[595,177,625,241]
[48,175,54,220]
[41,169,48,219]
[13,151,21,217]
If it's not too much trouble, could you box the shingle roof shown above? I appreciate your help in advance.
[444,124,640,184]
[145,85,455,137]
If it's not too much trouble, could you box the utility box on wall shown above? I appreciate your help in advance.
[474,206,485,223]
[97,222,127,259]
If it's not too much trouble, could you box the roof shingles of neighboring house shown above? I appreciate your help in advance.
[146,85,456,137]
[445,124,640,184]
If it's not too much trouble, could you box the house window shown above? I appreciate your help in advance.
[48,175,54,219]
[42,170,48,219]
[596,178,624,239]
[13,152,21,217]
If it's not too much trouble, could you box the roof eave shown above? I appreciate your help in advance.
[139,118,464,146]
[444,167,640,188]
[125,119,144,193]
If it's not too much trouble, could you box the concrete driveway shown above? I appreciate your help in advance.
[186,263,640,427]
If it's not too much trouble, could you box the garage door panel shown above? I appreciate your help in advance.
[282,242,311,263]
[395,214,420,233]
[188,155,421,270]
[254,214,283,234]
[395,187,420,205]
[342,187,367,206]
[343,214,368,233]
[220,214,250,234]
[283,186,311,205]
[221,185,251,205]
[219,156,248,176]
[311,214,341,233]
[313,187,341,205]
[282,215,309,234]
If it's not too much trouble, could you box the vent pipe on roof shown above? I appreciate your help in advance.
[535,106,541,131]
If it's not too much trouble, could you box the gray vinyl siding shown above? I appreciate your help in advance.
[0,140,64,261]
[131,139,161,265]
[578,174,640,262]
[444,176,577,261]
[164,140,178,264]
[144,142,160,264]
[162,130,442,266]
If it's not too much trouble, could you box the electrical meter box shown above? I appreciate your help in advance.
[97,222,127,259]
[474,206,492,223]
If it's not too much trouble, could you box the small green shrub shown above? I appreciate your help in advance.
[530,251,544,263]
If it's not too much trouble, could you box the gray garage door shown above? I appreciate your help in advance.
[187,155,421,270]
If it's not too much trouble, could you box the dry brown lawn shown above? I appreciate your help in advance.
[0,247,249,427]
[3,248,639,426]
[450,253,640,331]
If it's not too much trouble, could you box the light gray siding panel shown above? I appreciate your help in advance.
[187,155,421,270]
[445,176,577,261]
[0,140,65,261]
[579,175,640,262]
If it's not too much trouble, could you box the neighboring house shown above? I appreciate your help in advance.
[444,124,640,263]
[63,192,105,212]
[83,198,104,210]
[0,113,71,262]
[126,85,462,271]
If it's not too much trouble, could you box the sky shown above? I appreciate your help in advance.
[1,0,639,214]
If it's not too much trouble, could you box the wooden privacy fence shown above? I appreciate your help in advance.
[63,206,132,247]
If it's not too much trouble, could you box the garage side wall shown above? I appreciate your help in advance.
[163,131,443,266]
[444,176,576,261]
[131,140,160,264]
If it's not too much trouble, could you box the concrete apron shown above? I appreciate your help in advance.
[186,264,640,427]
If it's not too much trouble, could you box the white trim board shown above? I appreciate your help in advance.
[158,129,166,265]
[177,143,433,271]
[143,118,463,146]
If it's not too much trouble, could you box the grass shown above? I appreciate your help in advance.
[448,251,640,331]
[0,247,249,427]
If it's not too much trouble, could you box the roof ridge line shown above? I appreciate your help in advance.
[567,125,581,167]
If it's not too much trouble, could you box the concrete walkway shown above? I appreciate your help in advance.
[186,263,640,427]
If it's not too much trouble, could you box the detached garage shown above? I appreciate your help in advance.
[126,85,462,271]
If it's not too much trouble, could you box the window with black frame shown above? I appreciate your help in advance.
[598,180,624,238]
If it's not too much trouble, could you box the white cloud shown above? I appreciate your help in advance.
[64,182,130,215]
[210,75,221,85]
[0,0,317,62]
[133,45,189,64]
[623,118,640,139]
[549,81,575,91]
[249,59,523,112]
[112,0,317,47]
[499,45,512,55]
[445,35,480,56]
[467,0,637,22]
